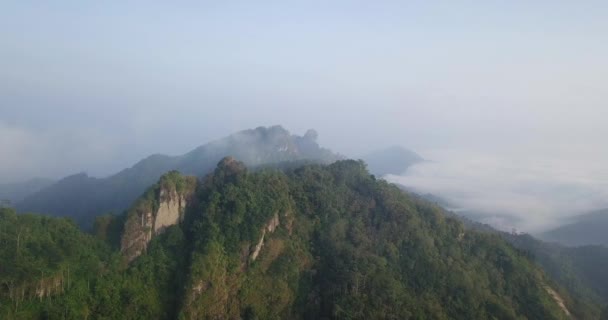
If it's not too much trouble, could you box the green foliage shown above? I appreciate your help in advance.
[504,232,608,319]
[0,207,110,319]
[182,160,569,319]
[0,160,576,319]
[93,213,125,249]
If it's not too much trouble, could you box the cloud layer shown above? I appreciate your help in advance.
[388,148,608,233]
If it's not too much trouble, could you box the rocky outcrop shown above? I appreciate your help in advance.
[154,188,188,233]
[2,273,66,303]
[120,172,196,262]
[250,212,280,262]
[544,285,572,317]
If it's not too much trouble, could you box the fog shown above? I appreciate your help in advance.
[388,147,608,233]
[2,2,608,230]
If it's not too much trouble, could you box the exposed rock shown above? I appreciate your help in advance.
[192,280,209,296]
[154,189,187,234]
[120,172,196,262]
[121,206,154,262]
[266,211,280,233]
[250,232,266,262]
[544,285,571,317]
[250,212,280,262]
[457,232,465,242]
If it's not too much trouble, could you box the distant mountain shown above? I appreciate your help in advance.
[0,178,54,205]
[361,145,424,176]
[0,159,574,319]
[540,209,608,247]
[16,126,340,227]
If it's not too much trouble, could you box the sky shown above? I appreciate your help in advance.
[1,2,607,230]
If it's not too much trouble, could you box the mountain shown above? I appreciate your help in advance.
[16,126,339,227]
[452,210,608,319]
[361,146,424,176]
[402,190,608,319]
[503,233,608,319]
[0,159,577,319]
[0,178,54,205]
[540,209,608,247]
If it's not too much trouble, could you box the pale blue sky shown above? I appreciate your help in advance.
[1,1,607,182]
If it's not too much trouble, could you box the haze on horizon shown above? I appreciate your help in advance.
[2,2,607,231]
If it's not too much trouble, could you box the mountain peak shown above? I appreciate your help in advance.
[16,125,340,227]
[215,156,247,177]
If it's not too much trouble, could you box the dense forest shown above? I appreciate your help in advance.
[503,233,608,319]
[0,159,587,319]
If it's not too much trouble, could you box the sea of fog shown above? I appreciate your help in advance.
[387,148,608,234]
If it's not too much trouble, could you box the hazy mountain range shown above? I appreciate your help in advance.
[12,126,423,228]
[14,126,339,227]
[541,209,608,247]
[0,178,54,204]
[1,125,606,319]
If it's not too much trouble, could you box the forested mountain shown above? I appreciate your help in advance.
[407,191,608,319]
[0,178,54,205]
[16,126,339,227]
[361,146,424,176]
[503,233,608,319]
[0,159,577,319]
[540,209,608,247]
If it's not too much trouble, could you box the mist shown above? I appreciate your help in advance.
[388,147,608,233]
[2,2,608,232]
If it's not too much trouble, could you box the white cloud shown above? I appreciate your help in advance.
[388,148,608,233]
[0,122,125,182]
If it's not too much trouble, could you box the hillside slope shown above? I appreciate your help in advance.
[406,191,608,319]
[541,209,608,247]
[16,126,339,227]
[1,159,574,319]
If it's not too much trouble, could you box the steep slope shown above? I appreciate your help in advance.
[504,233,608,319]
[16,126,339,227]
[406,191,608,319]
[361,145,424,176]
[120,171,197,262]
[177,159,569,319]
[541,209,608,247]
[1,159,576,319]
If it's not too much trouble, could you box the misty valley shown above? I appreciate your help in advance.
[3,2,608,319]
[0,126,607,319]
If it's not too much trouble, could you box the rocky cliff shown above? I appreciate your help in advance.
[250,212,281,262]
[120,171,197,262]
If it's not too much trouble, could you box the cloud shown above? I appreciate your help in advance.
[0,122,126,182]
[387,148,608,233]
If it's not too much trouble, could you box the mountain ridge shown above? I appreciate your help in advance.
[540,209,608,247]
[0,158,585,319]
[0,178,55,205]
[16,126,340,227]
[402,189,608,319]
